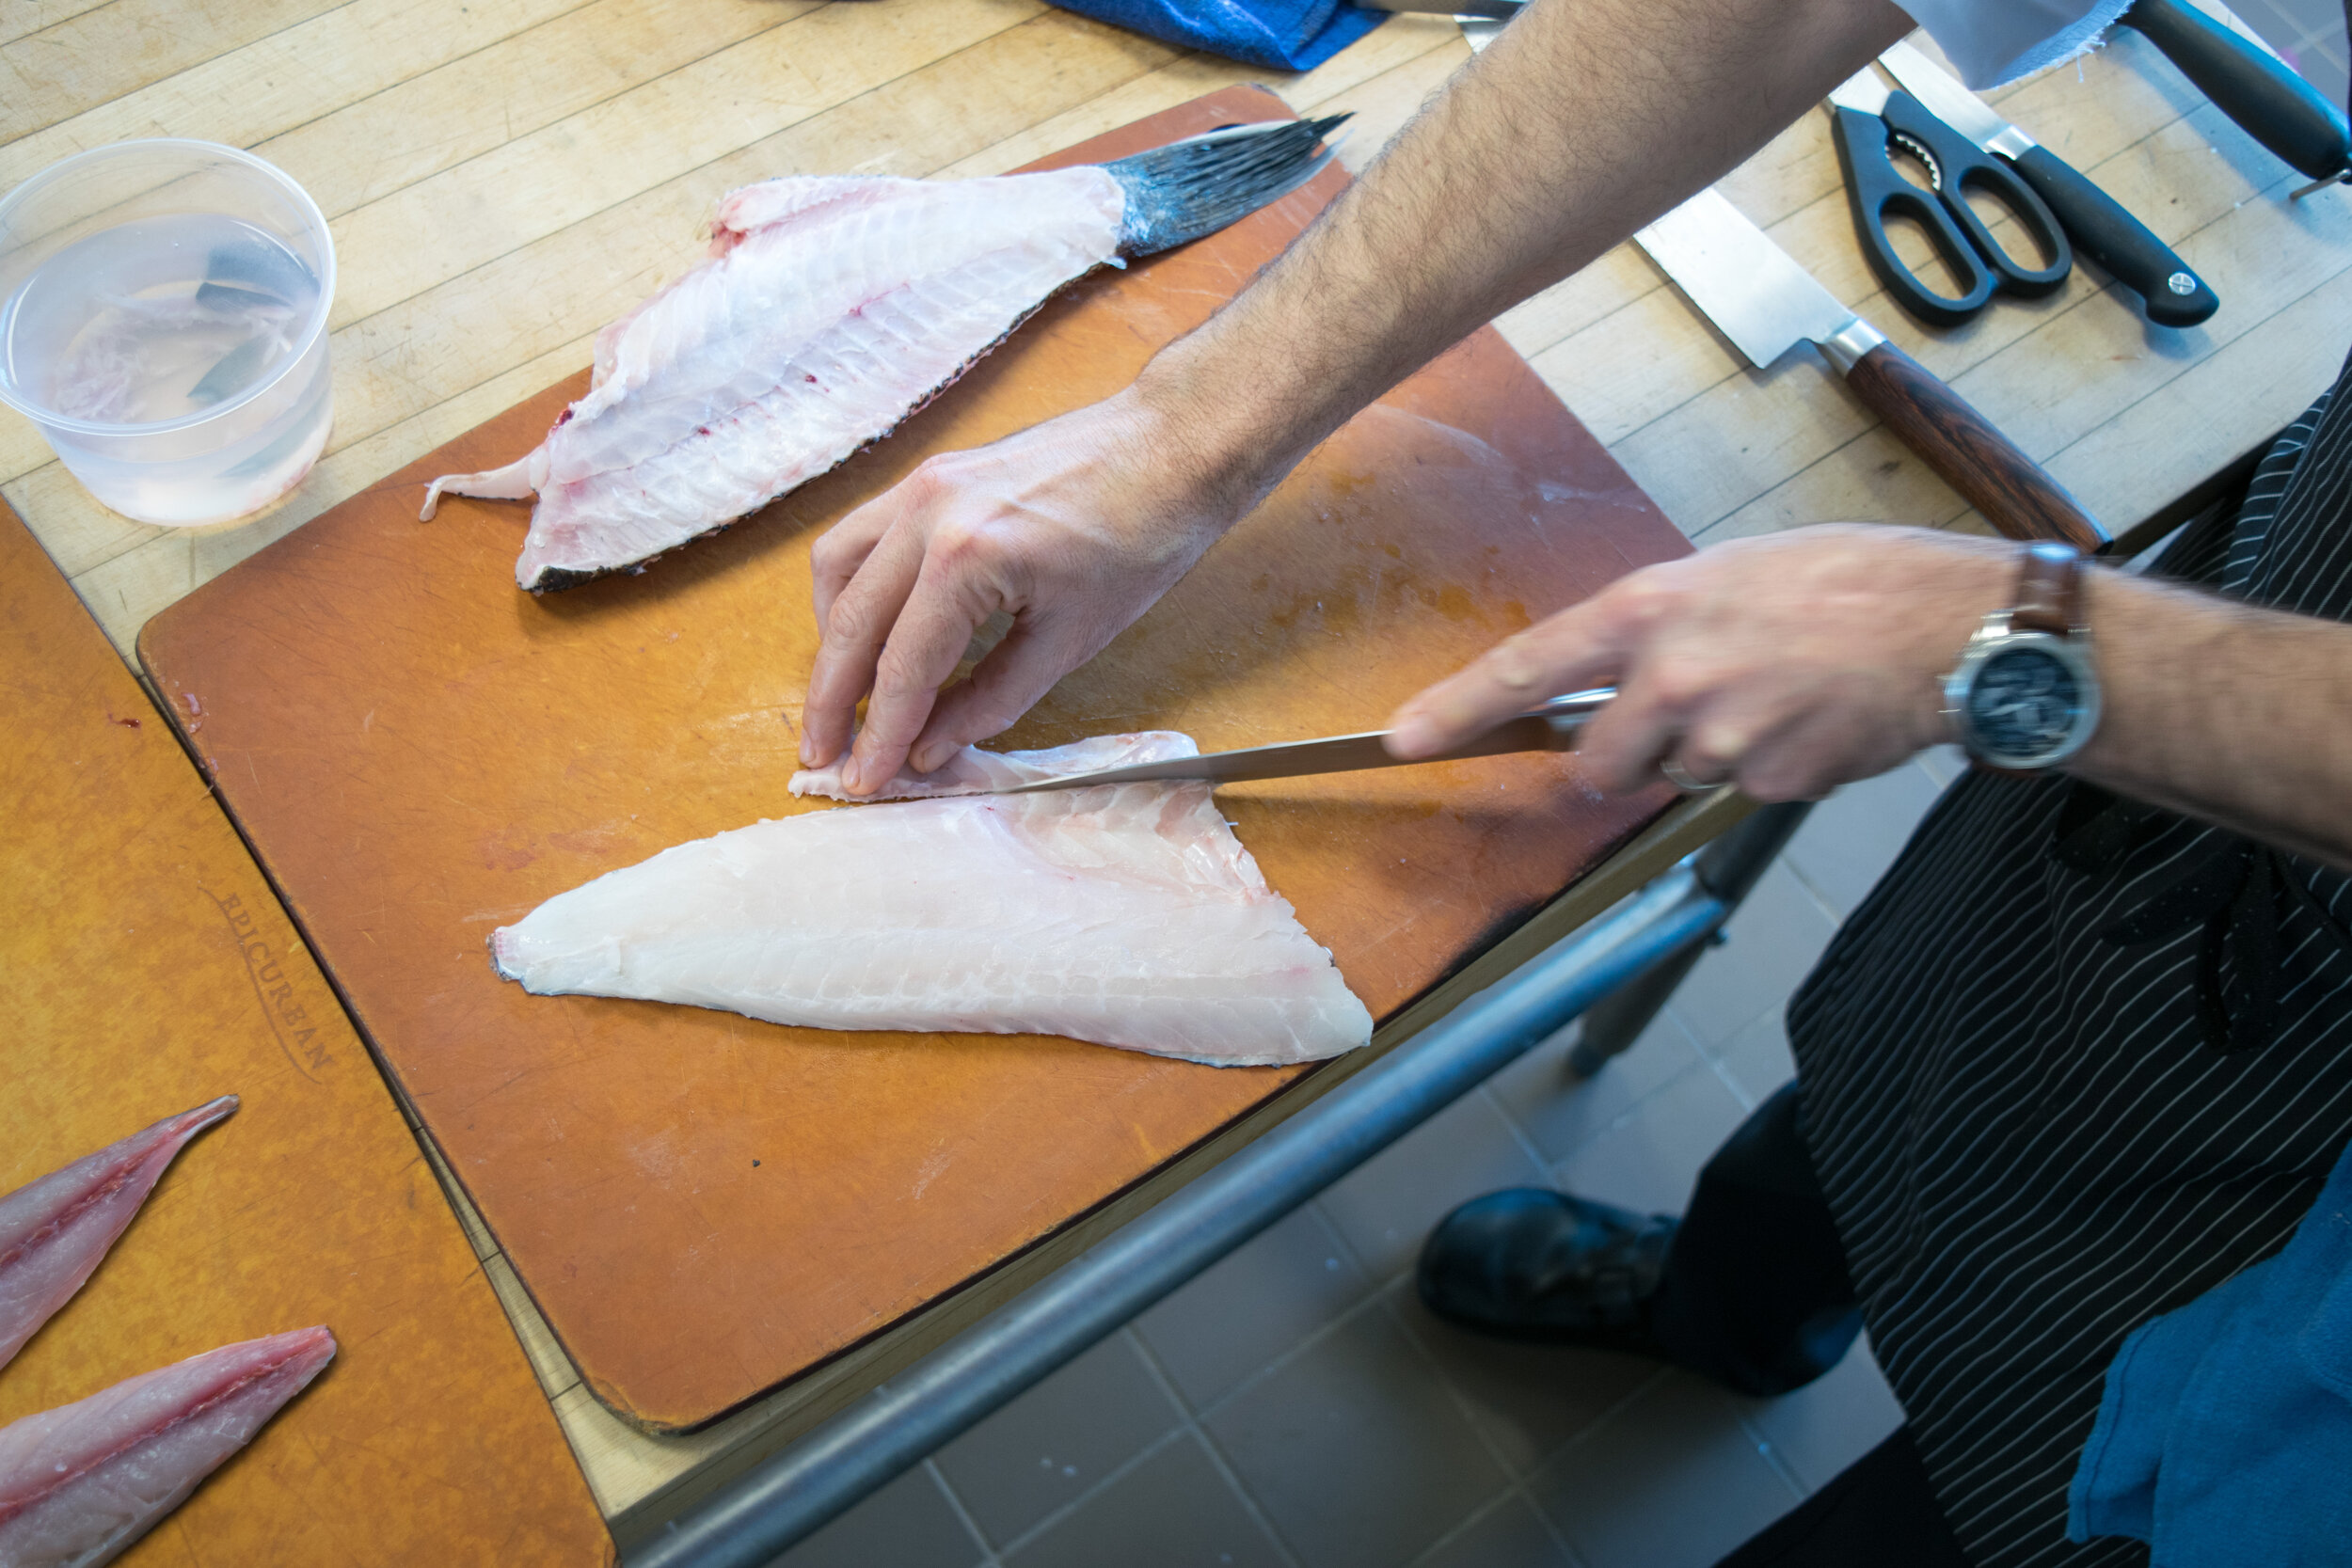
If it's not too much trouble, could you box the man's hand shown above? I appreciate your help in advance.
[792,0,1909,791]
[1387,526,2012,800]
[799,388,1248,795]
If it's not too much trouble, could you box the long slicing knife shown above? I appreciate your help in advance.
[2117,0,2350,187]
[1876,40,2220,326]
[999,690,1614,792]
[1635,188,2107,552]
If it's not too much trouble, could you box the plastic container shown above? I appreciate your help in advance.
[0,139,336,527]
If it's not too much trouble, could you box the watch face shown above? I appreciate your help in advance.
[1966,643,2082,761]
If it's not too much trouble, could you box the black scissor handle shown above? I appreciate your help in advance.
[1877,90,2071,298]
[1831,103,1994,328]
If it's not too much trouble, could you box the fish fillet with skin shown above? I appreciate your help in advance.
[0,1098,238,1373]
[0,1327,336,1568]
[420,118,1343,592]
[494,735,1373,1066]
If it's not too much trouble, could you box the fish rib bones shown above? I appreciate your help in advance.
[423,170,1128,592]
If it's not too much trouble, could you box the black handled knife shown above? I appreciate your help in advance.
[2119,0,2349,183]
[1878,40,2220,327]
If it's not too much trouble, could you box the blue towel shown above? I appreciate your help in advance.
[1048,0,1386,71]
[2070,1138,2352,1561]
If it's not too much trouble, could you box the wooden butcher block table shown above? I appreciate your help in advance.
[0,503,611,1561]
[138,87,1694,1479]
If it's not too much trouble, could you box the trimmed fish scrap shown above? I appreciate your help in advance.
[492,734,1373,1066]
[787,730,1186,801]
[0,1097,238,1374]
[0,1327,335,1568]
[421,118,1346,592]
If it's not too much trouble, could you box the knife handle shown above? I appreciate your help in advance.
[2121,0,2350,182]
[1841,341,2108,551]
[2008,146,2219,326]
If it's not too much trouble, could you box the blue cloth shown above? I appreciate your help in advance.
[1046,0,1385,71]
[2070,1137,2352,1562]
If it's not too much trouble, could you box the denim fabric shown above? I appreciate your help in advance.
[1046,0,1384,71]
[2070,1138,2352,1561]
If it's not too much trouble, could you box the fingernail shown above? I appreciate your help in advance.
[1389,714,1438,758]
[840,760,864,795]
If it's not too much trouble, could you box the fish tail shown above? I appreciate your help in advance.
[1103,115,1350,257]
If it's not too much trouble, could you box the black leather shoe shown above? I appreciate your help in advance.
[1417,1189,1677,1356]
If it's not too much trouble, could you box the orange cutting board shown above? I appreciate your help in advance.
[0,501,611,1561]
[138,87,1691,1433]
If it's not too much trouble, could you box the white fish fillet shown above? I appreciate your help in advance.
[493,735,1372,1066]
[0,1327,335,1568]
[424,170,1127,591]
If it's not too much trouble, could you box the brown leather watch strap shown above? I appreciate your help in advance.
[2010,542,2083,637]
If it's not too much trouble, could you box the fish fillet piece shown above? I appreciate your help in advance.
[0,1327,335,1568]
[421,118,1346,592]
[494,736,1373,1066]
[427,169,1127,592]
[787,730,1192,801]
[0,1098,238,1373]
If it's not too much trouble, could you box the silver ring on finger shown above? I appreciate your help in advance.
[1659,757,1716,794]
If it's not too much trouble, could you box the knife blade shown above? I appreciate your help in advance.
[1000,689,1613,792]
[2118,0,2349,183]
[1878,40,2219,326]
[1635,188,2107,551]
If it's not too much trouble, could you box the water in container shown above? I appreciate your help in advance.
[0,140,338,530]
[2,212,332,524]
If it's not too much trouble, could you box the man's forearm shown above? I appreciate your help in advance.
[1136,0,1912,506]
[2075,570,2352,870]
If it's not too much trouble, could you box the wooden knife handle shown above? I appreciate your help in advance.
[1841,341,2107,552]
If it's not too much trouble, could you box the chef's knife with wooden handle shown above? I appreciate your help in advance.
[1636,189,2107,552]
[2119,0,2349,182]
[1877,40,2219,326]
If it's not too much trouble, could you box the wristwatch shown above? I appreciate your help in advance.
[1943,541,2102,772]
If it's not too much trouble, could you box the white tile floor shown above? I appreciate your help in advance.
[778,748,1964,1568]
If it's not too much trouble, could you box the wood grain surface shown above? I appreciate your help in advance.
[0,501,612,1563]
[6,4,2345,662]
[1842,341,2109,550]
[138,87,1689,1432]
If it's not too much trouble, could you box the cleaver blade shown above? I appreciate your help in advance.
[1633,189,1876,372]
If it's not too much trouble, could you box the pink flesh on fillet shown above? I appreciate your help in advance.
[495,735,1373,1066]
[0,1098,238,1372]
[0,1326,335,1568]
[421,168,1126,591]
[787,731,1194,801]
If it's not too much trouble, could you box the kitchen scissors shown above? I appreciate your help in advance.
[1825,66,2072,328]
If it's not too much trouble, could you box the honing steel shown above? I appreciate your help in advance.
[2118,0,2349,185]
